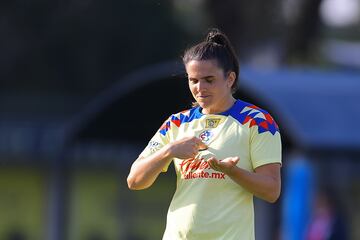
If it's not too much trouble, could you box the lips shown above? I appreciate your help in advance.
[197,95,210,99]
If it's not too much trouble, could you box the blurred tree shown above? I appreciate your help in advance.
[203,0,325,65]
[0,0,190,94]
[282,0,324,64]
[205,0,283,58]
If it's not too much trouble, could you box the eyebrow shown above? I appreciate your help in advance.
[188,75,214,81]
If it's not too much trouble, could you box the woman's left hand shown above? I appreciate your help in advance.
[207,156,239,175]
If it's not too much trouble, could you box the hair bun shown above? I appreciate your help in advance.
[206,28,227,46]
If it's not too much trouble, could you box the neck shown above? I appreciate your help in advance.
[202,97,236,114]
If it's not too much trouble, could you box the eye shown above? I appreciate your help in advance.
[204,77,214,83]
[189,78,198,84]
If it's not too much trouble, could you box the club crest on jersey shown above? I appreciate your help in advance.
[205,118,221,128]
[199,130,213,143]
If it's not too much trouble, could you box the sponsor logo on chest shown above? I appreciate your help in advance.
[179,157,225,180]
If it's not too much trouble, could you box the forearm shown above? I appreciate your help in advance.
[127,145,172,190]
[226,165,281,203]
[128,136,207,190]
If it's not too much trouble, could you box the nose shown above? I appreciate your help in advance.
[196,80,207,91]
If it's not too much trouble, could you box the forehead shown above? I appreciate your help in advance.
[185,59,224,77]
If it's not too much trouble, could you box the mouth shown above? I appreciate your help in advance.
[197,95,210,99]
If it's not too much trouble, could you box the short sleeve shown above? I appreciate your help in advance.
[250,127,282,169]
[139,117,172,172]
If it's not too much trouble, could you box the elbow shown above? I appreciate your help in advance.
[266,193,280,203]
[127,181,138,191]
[264,188,281,203]
[264,178,281,203]
[127,176,140,190]
[127,175,149,190]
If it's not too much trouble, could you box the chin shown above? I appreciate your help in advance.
[197,101,209,108]
[198,102,214,112]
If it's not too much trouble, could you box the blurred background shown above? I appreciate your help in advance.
[1,0,360,239]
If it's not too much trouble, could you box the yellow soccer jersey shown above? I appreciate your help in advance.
[140,99,282,240]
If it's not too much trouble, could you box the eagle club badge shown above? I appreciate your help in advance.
[205,118,221,128]
[199,130,213,143]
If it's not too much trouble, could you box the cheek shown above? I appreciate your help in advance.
[216,82,231,95]
[189,84,197,95]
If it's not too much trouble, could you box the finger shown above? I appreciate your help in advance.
[194,138,208,151]
[232,157,240,164]
[221,156,240,164]
[226,156,239,164]
[207,157,217,163]
[207,157,215,167]
[198,142,208,151]
[191,149,199,158]
[207,157,220,171]
[208,160,217,170]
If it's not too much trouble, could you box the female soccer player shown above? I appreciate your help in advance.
[127,28,282,240]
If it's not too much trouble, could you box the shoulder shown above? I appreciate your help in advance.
[158,107,202,136]
[229,100,279,135]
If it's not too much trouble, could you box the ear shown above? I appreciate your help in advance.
[227,71,236,89]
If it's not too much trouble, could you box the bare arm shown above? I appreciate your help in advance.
[127,136,207,190]
[208,158,281,203]
[127,145,173,190]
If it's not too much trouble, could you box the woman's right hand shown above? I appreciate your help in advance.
[167,136,208,159]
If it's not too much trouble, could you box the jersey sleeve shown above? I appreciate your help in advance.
[139,117,172,172]
[250,121,282,169]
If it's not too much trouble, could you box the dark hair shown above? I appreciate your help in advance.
[182,28,239,93]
